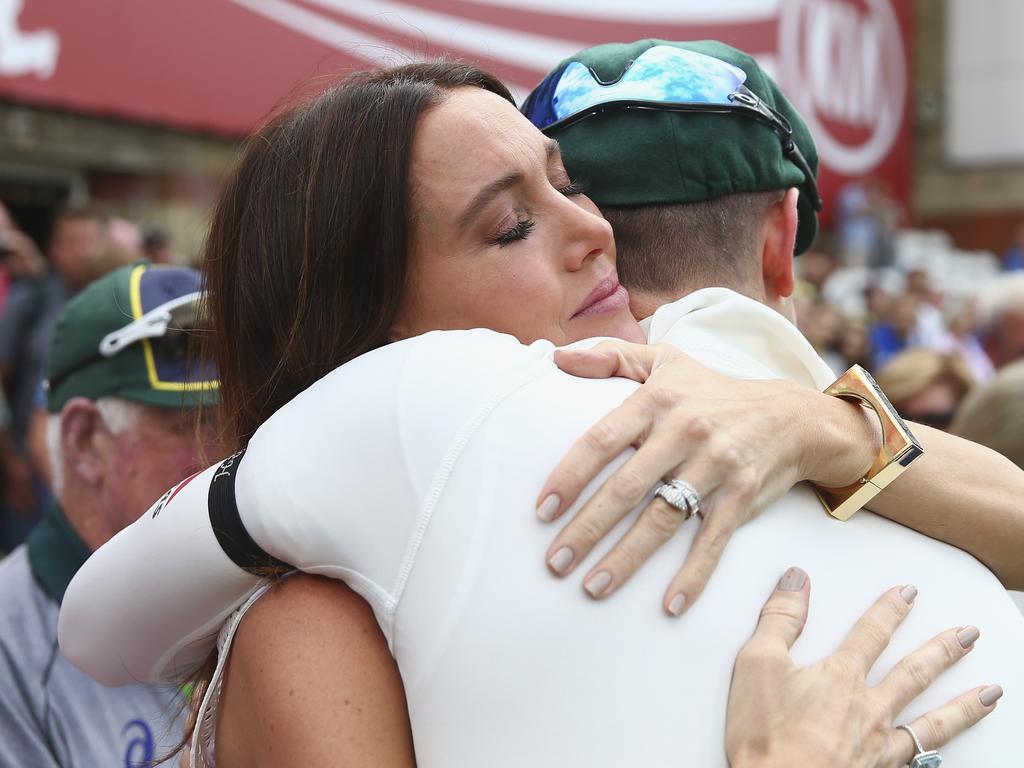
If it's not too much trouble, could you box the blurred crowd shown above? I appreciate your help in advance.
[0,202,177,550]
[795,180,1024,468]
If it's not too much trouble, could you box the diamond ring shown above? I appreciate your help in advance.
[653,479,701,520]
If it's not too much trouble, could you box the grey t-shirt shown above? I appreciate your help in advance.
[0,508,184,767]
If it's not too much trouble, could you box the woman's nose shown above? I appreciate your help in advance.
[563,201,614,272]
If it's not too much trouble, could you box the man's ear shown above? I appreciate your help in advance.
[761,188,799,303]
[60,398,110,488]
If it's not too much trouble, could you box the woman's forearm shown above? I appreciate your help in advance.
[804,392,1024,589]
[867,423,1024,589]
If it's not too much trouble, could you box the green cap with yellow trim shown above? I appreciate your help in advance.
[45,262,219,413]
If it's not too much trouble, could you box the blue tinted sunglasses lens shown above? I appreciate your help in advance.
[549,46,748,127]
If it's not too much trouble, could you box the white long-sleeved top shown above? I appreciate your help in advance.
[61,289,1024,767]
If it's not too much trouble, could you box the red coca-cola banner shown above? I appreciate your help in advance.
[0,0,911,220]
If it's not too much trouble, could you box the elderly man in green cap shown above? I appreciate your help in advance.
[0,261,218,766]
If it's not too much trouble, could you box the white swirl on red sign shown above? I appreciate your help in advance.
[0,0,58,79]
[778,0,906,174]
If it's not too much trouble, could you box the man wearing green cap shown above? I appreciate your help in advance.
[0,262,218,766]
[522,39,821,327]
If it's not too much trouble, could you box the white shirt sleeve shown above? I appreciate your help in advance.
[59,460,264,686]
[237,329,559,647]
[59,329,555,683]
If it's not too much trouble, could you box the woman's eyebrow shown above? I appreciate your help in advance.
[456,140,562,233]
[457,170,522,232]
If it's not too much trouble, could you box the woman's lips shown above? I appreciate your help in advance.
[573,273,630,319]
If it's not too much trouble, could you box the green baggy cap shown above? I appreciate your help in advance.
[45,261,219,412]
[526,39,820,254]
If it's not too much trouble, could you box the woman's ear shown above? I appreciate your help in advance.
[60,398,110,488]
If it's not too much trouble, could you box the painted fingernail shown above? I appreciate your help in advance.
[777,567,806,591]
[900,585,918,604]
[979,684,1003,707]
[668,593,686,616]
[957,625,980,649]
[537,493,561,522]
[584,570,612,598]
[548,547,574,575]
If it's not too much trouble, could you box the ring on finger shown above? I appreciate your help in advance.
[897,723,942,768]
[653,478,701,520]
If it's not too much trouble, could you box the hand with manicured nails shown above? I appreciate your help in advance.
[727,567,1002,768]
[536,340,876,614]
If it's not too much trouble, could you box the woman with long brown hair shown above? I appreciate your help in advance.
[62,61,1019,766]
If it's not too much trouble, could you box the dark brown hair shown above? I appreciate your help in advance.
[204,61,513,451]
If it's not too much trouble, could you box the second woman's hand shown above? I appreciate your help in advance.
[536,340,878,614]
[728,568,1002,767]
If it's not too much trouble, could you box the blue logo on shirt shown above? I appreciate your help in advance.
[121,719,155,767]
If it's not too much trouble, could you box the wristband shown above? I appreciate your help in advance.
[813,364,924,521]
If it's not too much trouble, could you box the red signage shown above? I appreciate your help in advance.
[1,0,911,218]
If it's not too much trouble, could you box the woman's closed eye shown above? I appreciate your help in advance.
[485,177,585,247]
[487,217,536,247]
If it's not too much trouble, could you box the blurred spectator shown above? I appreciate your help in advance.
[143,226,173,263]
[0,389,32,529]
[1001,223,1024,272]
[937,298,995,383]
[863,282,892,322]
[835,319,871,371]
[837,179,902,268]
[983,274,1024,369]
[904,267,950,349]
[0,202,45,311]
[0,207,140,547]
[875,348,975,430]
[797,299,844,373]
[796,248,838,294]
[106,216,143,254]
[952,360,1024,469]
[0,208,107,436]
[868,292,919,369]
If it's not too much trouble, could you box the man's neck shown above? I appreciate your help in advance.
[629,290,682,322]
[630,281,765,322]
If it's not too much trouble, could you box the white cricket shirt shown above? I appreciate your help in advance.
[62,288,1024,766]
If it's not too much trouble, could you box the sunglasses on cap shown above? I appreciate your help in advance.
[523,45,822,212]
[47,290,215,394]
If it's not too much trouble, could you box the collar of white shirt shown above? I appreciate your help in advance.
[637,287,836,389]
